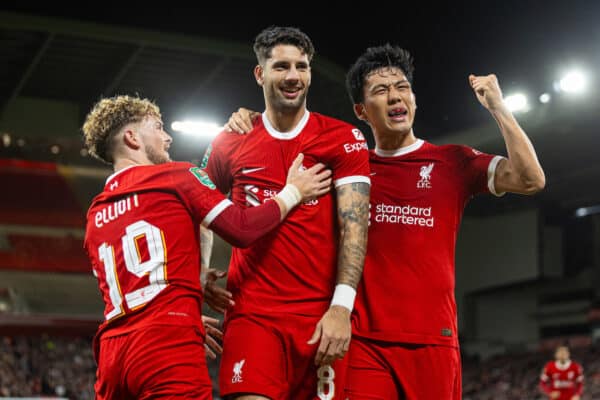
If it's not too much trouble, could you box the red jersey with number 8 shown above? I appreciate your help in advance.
[84,162,230,339]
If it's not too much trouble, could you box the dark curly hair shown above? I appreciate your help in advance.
[346,44,415,104]
[253,26,315,64]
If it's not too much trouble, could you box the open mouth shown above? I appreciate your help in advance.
[388,107,408,121]
[281,86,301,99]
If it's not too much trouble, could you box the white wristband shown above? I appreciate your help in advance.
[330,284,356,312]
[276,184,302,210]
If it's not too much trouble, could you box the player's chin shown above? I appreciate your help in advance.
[389,119,412,132]
[281,91,306,105]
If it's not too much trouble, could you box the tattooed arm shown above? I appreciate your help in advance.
[308,182,370,365]
[335,182,371,288]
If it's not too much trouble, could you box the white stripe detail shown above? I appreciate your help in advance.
[334,175,371,188]
[262,110,310,140]
[202,199,233,227]
[487,155,506,197]
[375,139,424,157]
[105,165,137,184]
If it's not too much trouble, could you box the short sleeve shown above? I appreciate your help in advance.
[169,163,232,227]
[453,145,505,197]
[201,132,235,194]
[328,125,371,188]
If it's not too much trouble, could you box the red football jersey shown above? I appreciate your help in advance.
[203,111,370,316]
[540,360,584,399]
[353,139,503,346]
[84,162,231,338]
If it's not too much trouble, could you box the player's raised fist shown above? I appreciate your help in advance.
[469,73,505,112]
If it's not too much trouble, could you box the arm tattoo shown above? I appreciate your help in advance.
[336,182,370,289]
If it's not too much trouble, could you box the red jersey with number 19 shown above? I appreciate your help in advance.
[84,162,231,339]
[353,139,503,347]
[203,111,370,317]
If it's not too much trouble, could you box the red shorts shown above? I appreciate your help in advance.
[219,313,347,399]
[345,336,461,400]
[95,324,213,399]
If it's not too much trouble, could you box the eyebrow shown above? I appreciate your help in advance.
[368,79,410,92]
[271,60,309,68]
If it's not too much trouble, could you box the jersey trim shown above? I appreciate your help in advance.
[262,110,310,140]
[202,199,233,227]
[554,360,572,371]
[334,175,371,188]
[487,155,506,197]
[105,165,137,184]
[374,139,424,157]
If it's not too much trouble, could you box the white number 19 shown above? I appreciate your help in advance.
[98,220,168,321]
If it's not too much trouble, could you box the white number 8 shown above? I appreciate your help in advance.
[317,365,335,400]
[98,220,167,321]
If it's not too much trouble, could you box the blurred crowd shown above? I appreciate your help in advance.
[1,334,600,399]
[463,345,600,400]
[0,335,95,399]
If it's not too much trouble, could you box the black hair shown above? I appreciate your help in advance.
[346,44,414,104]
[253,26,315,64]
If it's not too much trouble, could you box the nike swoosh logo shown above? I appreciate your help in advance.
[241,167,266,174]
[370,172,377,176]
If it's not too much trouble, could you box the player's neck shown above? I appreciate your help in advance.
[264,107,307,133]
[375,129,417,151]
[113,155,149,172]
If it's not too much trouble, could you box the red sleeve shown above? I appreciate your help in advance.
[574,363,584,395]
[167,163,230,225]
[201,131,236,194]
[452,145,504,197]
[208,200,281,248]
[166,162,281,247]
[326,125,371,188]
[539,363,553,395]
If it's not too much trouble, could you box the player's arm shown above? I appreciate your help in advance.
[469,74,545,195]
[309,181,370,366]
[207,154,332,248]
[199,225,213,286]
[539,365,560,398]
[573,364,584,398]
[200,226,234,314]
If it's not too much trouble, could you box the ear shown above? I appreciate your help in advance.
[412,91,417,109]
[254,65,264,87]
[353,103,368,122]
[123,129,140,150]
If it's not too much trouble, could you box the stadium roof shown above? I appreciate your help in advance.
[1,7,600,216]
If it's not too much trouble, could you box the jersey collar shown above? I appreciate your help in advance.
[262,109,310,140]
[375,138,424,157]
[555,360,572,370]
[106,165,137,185]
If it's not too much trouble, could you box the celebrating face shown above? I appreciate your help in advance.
[256,44,311,113]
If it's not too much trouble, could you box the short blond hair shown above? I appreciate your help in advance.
[82,95,161,164]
